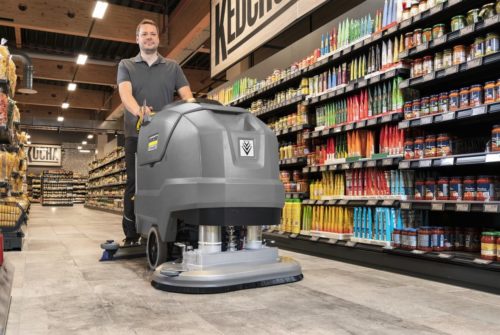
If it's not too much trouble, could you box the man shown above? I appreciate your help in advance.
[117,19,194,245]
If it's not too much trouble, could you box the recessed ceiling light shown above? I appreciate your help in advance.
[27,140,31,145]
[92,1,109,19]
[76,54,88,65]
[68,83,77,91]
[77,146,82,150]
[57,116,64,122]
[82,141,87,145]
[61,102,69,109]
[87,134,94,139]
[79,149,91,153]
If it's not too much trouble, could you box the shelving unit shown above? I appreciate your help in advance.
[85,147,126,214]
[209,0,500,291]
[41,170,74,206]
[27,174,41,203]
[72,174,88,204]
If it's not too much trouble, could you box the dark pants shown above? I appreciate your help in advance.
[123,137,139,239]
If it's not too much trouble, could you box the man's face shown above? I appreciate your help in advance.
[136,24,159,54]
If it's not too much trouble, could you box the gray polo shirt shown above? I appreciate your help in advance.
[117,53,189,138]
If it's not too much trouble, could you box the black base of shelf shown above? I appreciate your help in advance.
[41,204,74,207]
[265,232,500,294]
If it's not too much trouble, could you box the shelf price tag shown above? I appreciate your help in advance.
[460,25,474,37]
[370,75,381,84]
[356,120,366,128]
[400,202,412,210]
[382,158,393,166]
[399,161,410,169]
[367,199,379,206]
[441,112,455,122]
[289,233,298,239]
[440,157,454,166]
[387,25,398,34]
[437,253,453,259]
[420,116,433,125]
[345,124,354,131]
[419,160,432,168]
[346,83,355,92]
[433,34,446,46]
[456,203,470,212]
[399,80,410,89]
[310,236,320,242]
[354,41,363,50]
[320,165,328,172]
[312,131,320,138]
[430,3,444,15]
[468,58,482,69]
[486,154,500,163]
[358,79,367,88]
[372,32,382,41]
[431,203,445,211]
[327,238,338,244]
[291,126,298,132]
[472,106,486,116]
[302,167,310,173]
[327,200,338,205]
[444,65,459,76]
[333,126,342,133]
[339,199,349,205]
[316,200,325,205]
[382,199,395,206]
[353,161,363,169]
[367,118,378,126]
[473,258,492,265]
[341,163,350,170]
[381,114,392,123]
[346,241,357,247]
[399,50,409,59]
[321,129,330,136]
[423,73,435,82]
[290,158,298,164]
[484,204,499,213]
[485,15,499,26]
[412,249,426,255]
[416,42,428,53]
[400,18,412,28]
[448,0,462,6]
[366,160,377,167]
[399,120,410,129]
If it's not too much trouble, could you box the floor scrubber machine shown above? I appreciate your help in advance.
[134,99,303,293]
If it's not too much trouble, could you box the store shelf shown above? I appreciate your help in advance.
[306,112,403,140]
[302,197,402,207]
[303,155,402,173]
[88,168,126,181]
[400,200,500,213]
[84,205,122,215]
[399,101,500,129]
[87,182,127,190]
[87,195,123,199]
[263,229,500,294]
[279,157,307,168]
[399,15,500,61]
[88,154,125,173]
[351,237,392,247]
[304,67,410,107]
[275,124,312,137]
[252,95,305,118]
[400,52,500,90]
[399,152,500,169]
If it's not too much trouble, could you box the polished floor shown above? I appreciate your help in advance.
[5,204,500,334]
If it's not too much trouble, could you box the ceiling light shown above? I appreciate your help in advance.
[26,134,31,139]
[87,134,94,139]
[61,102,69,109]
[57,116,64,122]
[77,146,82,150]
[27,141,31,145]
[76,54,88,65]
[79,149,91,153]
[68,83,77,91]
[82,141,87,145]
[92,1,109,19]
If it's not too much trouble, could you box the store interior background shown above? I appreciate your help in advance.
[3,0,371,173]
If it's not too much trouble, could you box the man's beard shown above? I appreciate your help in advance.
[141,45,158,54]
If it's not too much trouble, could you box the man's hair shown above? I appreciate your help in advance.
[136,19,159,36]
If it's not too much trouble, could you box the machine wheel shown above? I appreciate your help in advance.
[147,226,167,270]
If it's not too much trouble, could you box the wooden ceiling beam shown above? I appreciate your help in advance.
[1,0,167,45]
[15,82,110,110]
[163,0,210,60]
[14,27,22,48]
[14,57,117,87]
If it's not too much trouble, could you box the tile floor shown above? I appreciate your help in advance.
[4,204,500,334]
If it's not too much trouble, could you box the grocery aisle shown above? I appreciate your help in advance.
[5,205,500,335]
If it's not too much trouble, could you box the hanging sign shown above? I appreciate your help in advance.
[26,144,62,166]
[211,0,327,77]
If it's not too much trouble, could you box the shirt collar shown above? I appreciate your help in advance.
[133,53,166,64]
